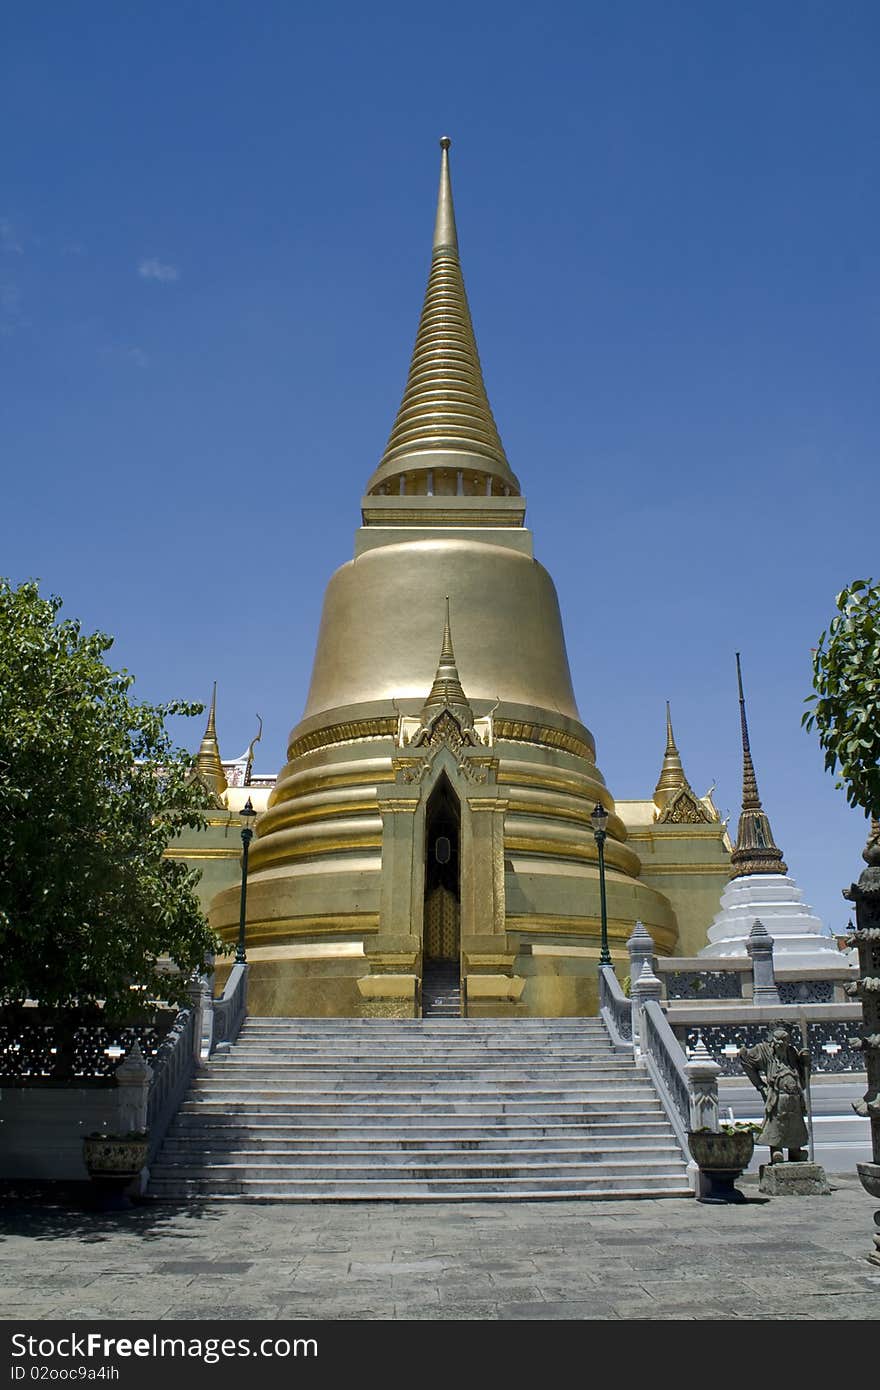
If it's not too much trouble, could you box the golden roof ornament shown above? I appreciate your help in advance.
[412,597,480,742]
[654,702,686,809]
[654,703,712,823]
[366,137,520,498]
[192,681,228,802]
[730,653,787,877]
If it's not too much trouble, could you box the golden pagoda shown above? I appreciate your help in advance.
[204,139,732,1014]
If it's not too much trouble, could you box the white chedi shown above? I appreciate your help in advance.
[700,872,841,970]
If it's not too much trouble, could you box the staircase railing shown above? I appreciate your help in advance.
[146,1005,198,1163]
[598,965,632,1048]
[639,999,691,1159]
[212,963,248,1053]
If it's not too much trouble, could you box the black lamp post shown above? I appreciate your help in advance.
[235,797,258,965]
[591,802,612,967]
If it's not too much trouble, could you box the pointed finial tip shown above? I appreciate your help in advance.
[439,135,451,151]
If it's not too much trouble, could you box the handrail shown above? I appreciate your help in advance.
[212,963,248,1052]
[145,1005,197,1163]
[598,965,631,1048]
[640,999,690,1158]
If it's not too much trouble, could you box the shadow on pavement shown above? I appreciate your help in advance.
[0,1182,219,1243]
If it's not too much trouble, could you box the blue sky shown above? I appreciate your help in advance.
[2,2,877,935]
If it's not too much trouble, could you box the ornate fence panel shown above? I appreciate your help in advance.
[665,971,743,1001]
[0,1012,176,1085]
[672,1019,863,1075]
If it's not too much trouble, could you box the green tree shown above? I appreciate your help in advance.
[0,579,221,1014]
[803,578,880,819]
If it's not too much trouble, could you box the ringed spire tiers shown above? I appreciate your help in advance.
[730,653,787,877]
[192,682,227,801]
[419,599,472,726]
[652,702,712,825]
[654,703,687,810]
[700,653,839,968]
[365,137,520,500]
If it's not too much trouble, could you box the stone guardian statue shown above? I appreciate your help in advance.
[739,1025,810,1163]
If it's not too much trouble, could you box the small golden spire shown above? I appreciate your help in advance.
[205,680,218,738]
[193,681,227,801]
[653,701,687,810]
[366,138,520,498]
[653,703,712,824]
[730,654,787,877]
[420,599,472,725]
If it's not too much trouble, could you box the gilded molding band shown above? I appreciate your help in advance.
[287,714,595,765]
[288,716,398,761]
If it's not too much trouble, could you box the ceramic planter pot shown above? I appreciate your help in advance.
[857,1161,880,1200]
[688,1130,755,1204]
[83,1135,149,1209]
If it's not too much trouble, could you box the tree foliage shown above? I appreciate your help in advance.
[803,578,880,819]
[0,579,222,1014]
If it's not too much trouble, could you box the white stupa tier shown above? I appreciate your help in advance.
[700,872,842,970]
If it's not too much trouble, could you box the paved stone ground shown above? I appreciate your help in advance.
[1,1176,878,1321]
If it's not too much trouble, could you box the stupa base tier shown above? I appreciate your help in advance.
[212,931,640,1019]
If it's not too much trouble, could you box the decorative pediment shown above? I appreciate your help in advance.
[397,600,493,755]
[412,707,481,753]
[392,742,498,789]
[657,784,712,825]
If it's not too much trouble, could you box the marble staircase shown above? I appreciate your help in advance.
[148,1018,692,1201]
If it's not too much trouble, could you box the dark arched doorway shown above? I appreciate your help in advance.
[422,774,461,1014]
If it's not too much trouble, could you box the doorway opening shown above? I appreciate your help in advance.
[422,775,461,1016]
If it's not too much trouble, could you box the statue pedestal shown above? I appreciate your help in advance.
[758,1161,830,1196]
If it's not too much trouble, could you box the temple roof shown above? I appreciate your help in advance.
[365,138,520,498]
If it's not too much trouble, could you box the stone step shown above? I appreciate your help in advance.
[203,1065,640,1080]
[222,1050,617,1061]
[237,1027,610,1037]
[183,1089,664,1105]
[239,1022,610,1034]
[149,1014,688,1203]
[150,1155,685,1181]
[236,1033,611,1045]
[190,1074,655,1090]
[180,1101,665,1120]
[168,1117,671,1139]
[173,1112,666,1133]
[160,1140,683,1161]
[226,1044,617,1055]
[149,1175,691,1200]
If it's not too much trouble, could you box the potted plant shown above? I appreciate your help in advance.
[82,1131,149,1208]
[687,1122,760,1204]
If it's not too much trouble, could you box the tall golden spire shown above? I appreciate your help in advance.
[653,702,687,810]
[193,682,228,801]
[365,137,520,498]
[730,653,786,877]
